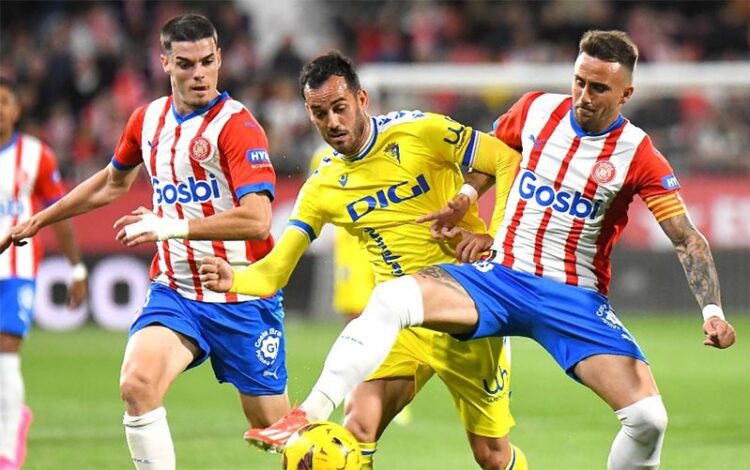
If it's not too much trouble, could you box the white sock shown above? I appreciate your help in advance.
[123,407,176,470]
[608,395,668,470]
[0,353,24,460]
[302,276,423,420]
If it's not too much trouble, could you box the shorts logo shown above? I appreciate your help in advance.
[189,136,213,162]
[596,304,624,330]
[255,328,282,366]
[482,366,509,401]
[591,161,616,184]
[472,260,495,272]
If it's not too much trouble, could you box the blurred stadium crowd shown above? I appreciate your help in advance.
[1,0,748,180]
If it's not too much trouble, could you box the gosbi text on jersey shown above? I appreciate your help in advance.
[492,92,686,294]
[111,93,276,302]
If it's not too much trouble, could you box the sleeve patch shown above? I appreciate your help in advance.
[660,174,680,190]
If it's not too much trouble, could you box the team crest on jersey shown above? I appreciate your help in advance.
[188,136,213,162]
[591,160,616,184]
[255,328,282,366]
[339,174,349,187]
[385,142,401,163]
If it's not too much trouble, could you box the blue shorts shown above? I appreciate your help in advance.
[0,278,36,337]
[440,261,647,381]
[130,282,287,396]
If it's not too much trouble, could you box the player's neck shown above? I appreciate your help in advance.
[343,115,372,159]
[172,91,221,117]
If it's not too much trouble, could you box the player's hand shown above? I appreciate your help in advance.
[416,194,471,240]
[703,317,736,349]
[199,257,234,293]
[2,219,38,253]
[114,207,158,247]
[0,230,11,254]
[67,279,88,309]
[455,232,494,263]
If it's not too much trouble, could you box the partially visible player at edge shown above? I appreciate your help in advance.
[202,52,527,470]
[0,14,289,470]
[209,31,736,470]
[0,77,88,470]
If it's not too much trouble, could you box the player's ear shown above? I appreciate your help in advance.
[621,85,634,105]
[358,88,369,110]
[160,54,170,74]
[215,48,222,68]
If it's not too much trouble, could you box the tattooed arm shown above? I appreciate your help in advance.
[660,214,736,349]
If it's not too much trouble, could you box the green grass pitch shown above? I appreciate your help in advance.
[22,315,749,469]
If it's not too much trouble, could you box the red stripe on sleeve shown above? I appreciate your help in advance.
[114,105,148,168]
[493,91,545,151]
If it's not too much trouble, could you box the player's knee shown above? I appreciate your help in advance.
[471,444,510,470]
[119,370,158,409]
[617,395,668,445]
[364,276,423,328]
[344,418,378,444]
[343,407,379,443]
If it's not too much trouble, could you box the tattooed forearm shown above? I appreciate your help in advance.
[416,266,467,295]
[674,234,721,308]
[661,214,721,309]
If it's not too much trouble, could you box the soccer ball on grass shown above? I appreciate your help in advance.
[281,421,363,470]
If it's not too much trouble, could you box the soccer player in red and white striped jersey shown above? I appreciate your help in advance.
[1,14,289,470]
[232,30,736,470]
[0,77,87,470]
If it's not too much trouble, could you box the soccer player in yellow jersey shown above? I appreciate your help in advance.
[201,52,527,470]
[308,145,376,323]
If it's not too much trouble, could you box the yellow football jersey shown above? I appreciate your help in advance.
[292,110,510,282]
[309,144,376,315]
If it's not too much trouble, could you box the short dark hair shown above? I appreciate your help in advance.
[160,13,218,53]
[579,30,639,72]
[299,51,361,99]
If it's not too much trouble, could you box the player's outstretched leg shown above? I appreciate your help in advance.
[244,276,426,450]
[245,268,478,451]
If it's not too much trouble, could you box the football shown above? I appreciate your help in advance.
[281,421,363,470]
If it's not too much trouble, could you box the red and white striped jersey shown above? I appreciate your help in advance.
[492,92,686,295]
[1,132,66,279]
[112,93,276,303]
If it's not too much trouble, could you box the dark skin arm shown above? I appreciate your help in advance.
[659,214,735,349]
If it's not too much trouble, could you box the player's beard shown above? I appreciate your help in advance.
[347,109,369,155]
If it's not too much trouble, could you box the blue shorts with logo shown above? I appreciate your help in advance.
[0,278,36,337]
[440,261,647,382]
[130,282,287,396]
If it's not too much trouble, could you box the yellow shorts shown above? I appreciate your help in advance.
[332,227,375,315]
[367,327,514,438]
